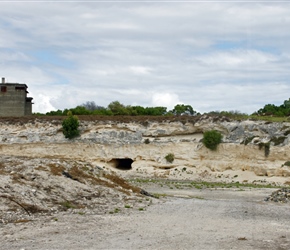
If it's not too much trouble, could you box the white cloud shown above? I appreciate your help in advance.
[151,93,181,110]
[33,94,56,114]
[129,66,152,75]
[1,2,290,114]
[197,50,277,68]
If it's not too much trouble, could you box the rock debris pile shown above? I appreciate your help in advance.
[0,156,152,224]
[264,188,290,203]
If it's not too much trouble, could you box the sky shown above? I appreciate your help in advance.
[1,0,290,114]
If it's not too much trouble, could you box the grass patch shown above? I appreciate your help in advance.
[190,196,204,200]
[190,181,279,189]
[48,164,65,176]
[59,164,141,196]
[0,162,7,175]
[129,178,282,190]
[60,200,76,210]
[152,193,167,199]
[249,115,289,123]
[109,208,120,214]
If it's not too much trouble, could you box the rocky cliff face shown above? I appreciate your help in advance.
[1,115,290,184]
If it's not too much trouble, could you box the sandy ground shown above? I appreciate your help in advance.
[1,184,290,250]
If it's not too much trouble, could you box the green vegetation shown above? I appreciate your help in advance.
[62,111,80,139]
[170,104,198,116]
[109,208,120,214]
[258,142,270,157]
[242,136,255,145]
[144,138,150,144]
[41,101,201,117]
[152,193,167,199]
[249,115,288,123]
[46,101,170,116]
[34,98,290,123]
[130,178,283,189]
[206,110,248,120]
[283,161,290,167]
[165,153,175,163]
[202,130,222,150]
[270,136,286,146]
[60,200,76,210]
[255,98,290,117]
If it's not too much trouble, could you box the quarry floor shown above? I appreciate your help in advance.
[2,183,290,250]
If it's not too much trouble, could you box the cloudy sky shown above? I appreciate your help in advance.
[1,1,290,114]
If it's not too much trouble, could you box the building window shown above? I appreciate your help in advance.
[15,86,26,90]
[1,86,7,92]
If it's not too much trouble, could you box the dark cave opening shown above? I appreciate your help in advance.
[112,158,134,170]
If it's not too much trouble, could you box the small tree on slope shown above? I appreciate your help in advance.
[62,111,80,139]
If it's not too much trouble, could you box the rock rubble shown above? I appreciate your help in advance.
[264,188,290,203]
[0,156,152,224]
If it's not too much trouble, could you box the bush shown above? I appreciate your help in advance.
[144,138,150,144]
[258,142,270,157]
[62,111,80,139]
[202,130,222,150]
[165,153,175,163]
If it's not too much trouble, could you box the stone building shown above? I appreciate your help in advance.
[0,77,33,116]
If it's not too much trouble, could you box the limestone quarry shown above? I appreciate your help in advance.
[1,115,290,249]
[1,115,290,182]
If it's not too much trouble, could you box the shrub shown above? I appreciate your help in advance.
[62,111,80,139]
[165,153,175,163]
[271,136,286,146]
[144,138,150,144]
[243,136,255,145]
[258,142,270,157]
[202,130,222,150]
[283,161,290,167]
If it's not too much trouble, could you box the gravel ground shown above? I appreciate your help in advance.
[1,186,290,250]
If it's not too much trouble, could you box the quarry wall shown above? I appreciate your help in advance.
[0,115,290,179]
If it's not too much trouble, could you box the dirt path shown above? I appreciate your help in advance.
[1,187,290,250]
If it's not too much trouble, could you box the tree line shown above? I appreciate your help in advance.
[42,98,290,117]
[45,101,199,116]
[254,98,290,117]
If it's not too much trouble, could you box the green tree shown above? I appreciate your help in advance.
[145,106,167,116]
[46,109,64,116]
[92,108,113,116]
[70,106,92,115]
[202,130,222,151]
[130,106,147,115]
[62,111,80,139]
[171,104,196,116]
[108,101,129,115]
